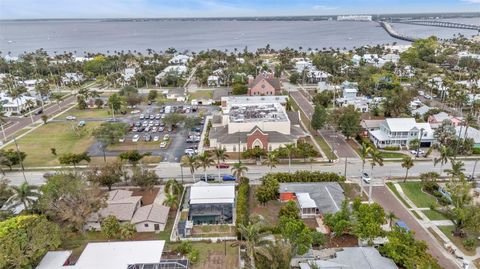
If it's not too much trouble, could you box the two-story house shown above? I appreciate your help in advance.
[369,118,434,149]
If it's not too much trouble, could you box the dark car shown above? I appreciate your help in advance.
[222,175,236,181]
[216,163,230,169]
[199,174,215,181]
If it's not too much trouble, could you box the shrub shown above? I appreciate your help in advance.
[279,201,300,220]
[463,237,477,250]
[188,248,200,263]
[473,148,480,155]
[235,177,250,237]
[255,177,280,204]
[262,171,345,183]
[384,146,400,151]
[423,181,439,194]
[176,241,193,255]
[312,231,326,246]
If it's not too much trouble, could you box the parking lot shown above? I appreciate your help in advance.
[82,103,210,162]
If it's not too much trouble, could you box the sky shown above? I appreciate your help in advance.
[0,0,479,19]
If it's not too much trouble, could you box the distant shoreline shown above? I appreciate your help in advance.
[0,12,479,22]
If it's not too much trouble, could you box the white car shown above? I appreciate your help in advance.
[132,134,140,142]
[163,134,170,141]
[160,141,167,148]
[153,135,159,142]
[362,173,371,184]
[66,115,76,120]
[130,110,141,114]
[118,137,125,143]
[410,149,425,156]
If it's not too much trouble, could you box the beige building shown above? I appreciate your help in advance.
[209,96,306,153]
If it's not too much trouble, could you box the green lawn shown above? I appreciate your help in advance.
[386,182,411,208]
[379,151,408,159]
[398,182,437,208]
[5,122,100,167]
[314,135,336,160]
[188,90,213,100]
[422,210,449,220]
[67,108,112,119]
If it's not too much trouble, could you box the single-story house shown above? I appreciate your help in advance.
[36,240,188,269]
[131,203,170,232]
[428,112,463,128]
[85,190,169,233]
[188,181,235,225]
[411,105,432,118]
[456,126,480,148]
[298,247,397,269]
[279,182,345,218]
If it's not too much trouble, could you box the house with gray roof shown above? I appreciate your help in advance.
[279,182,345,218]
[456,126,480,148]
[298,247,398,269]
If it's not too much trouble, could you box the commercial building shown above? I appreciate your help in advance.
[188,181,235,225]
[247,74,281,96]
[369,118,434,149]
[210,96,306,153]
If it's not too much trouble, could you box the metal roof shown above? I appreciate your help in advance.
[189,182,235,205]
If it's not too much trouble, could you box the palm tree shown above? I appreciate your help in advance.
[5,182,39,210]
[444,160,465,179]
[195,151,214,180]
[368,150,384,204]
[263,152,279,170]
[238,217,269,269]
[434,145,452,175]
[180,155,196,182]
[231,162,248,180]
[284,144,296,172]
[25,99,36,124]
[359,143,371,196]
[213,148,227,180]
[463,113,476,141]
[254,239,292,269]
[163,193,179,209]
[386,211,397,228]
[401,156,414,182]
[165,178,182,196]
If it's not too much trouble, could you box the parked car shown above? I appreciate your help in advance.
[144,134,152,142]
[163,134,170,141]
[222,174,236,181]
[149,114,155,120]
[158,127,165,132]
[132,127,138,132]
[66,115,76,120]
[410,149,425,156]
[155,114,161,119]
[395,221,410,232]
[139,114,145,119]
[153,135,159,142]
[362,173,371,184]
[199,174,215,181]
[145,126,151,132]
[77,120,86,127]
[160,141,167,148]
[130,110,141,114]
[119,137,125,143]
[216,163,230,169]
[185,148,195,155]
[132,134,140,142]
[152,127,158,133]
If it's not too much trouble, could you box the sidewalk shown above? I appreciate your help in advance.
[393,183,478,267]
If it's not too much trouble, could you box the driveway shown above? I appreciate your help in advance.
[372,186,461,269]
[318,129,358,158]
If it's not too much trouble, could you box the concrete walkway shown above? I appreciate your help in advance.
[393,183,479,267]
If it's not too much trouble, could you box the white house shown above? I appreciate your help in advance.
[207,75,221,87]
[131,203,170,232]
[62,72,84,84]
[122,68,136,84]
[189,181,235,224]
[155,65,188,85]
[369,118,434,149]
[335,82,370,113]
[168,54,191,65]
[0,92,37,115]
[36,241,188,269]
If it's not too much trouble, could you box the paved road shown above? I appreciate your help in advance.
[3,95,76,140]
[289,90,314,118]
[319,129,359,158]
[372,186,461,269]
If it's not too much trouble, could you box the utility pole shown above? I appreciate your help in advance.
[180,163,184,184]
[472,159,478,180]
[13,137,27,183]
[344,157,348,178]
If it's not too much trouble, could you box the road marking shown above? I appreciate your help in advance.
[325,186,340,211]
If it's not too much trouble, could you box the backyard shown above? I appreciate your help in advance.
[165,241,239,269]
[249,186,282,227]
[5,121,100,167]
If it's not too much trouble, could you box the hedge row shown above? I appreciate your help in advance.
[261,171,346,183]
[235,177,250,237]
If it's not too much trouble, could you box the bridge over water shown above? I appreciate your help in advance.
[379,21,417,42]
[394,20,480,32]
